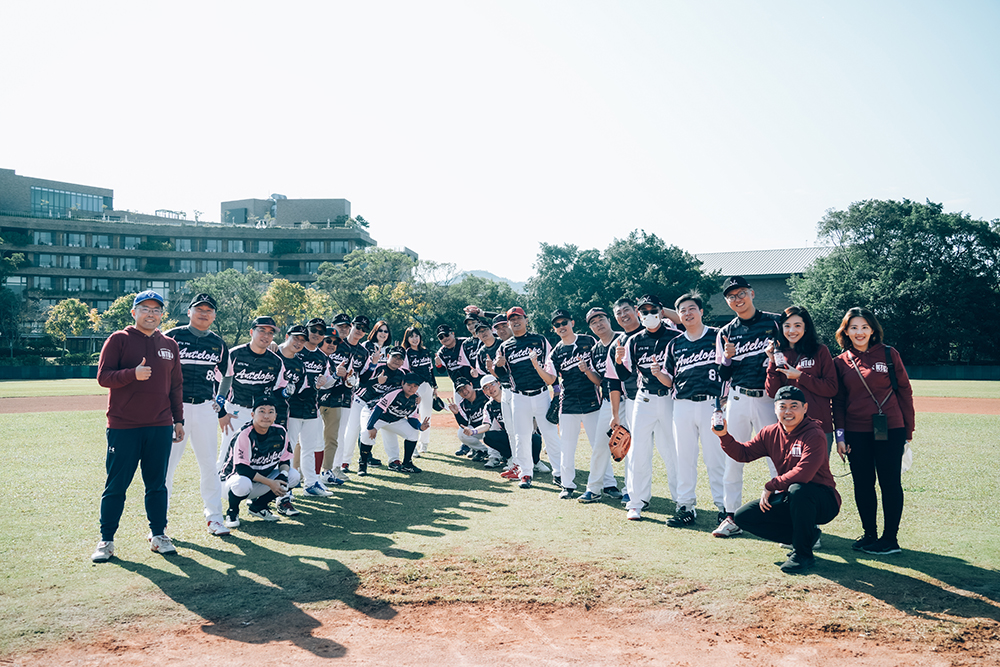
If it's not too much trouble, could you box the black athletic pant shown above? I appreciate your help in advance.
[484,430,541,463]
[733,482,840,559]
[846,428,905,541]
[100,425,172,541]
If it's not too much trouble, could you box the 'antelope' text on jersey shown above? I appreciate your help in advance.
[664,327,723,400]
[619,325,680,394]
[165,325,230,403]
[226,344,287,408]
[716,310,781,390]
[545,334,600,414]
[498,332,552,394]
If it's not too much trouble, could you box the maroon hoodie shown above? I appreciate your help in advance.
[97,326,183,429]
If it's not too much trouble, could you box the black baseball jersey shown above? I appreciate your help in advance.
[618,325,681,394]
[288,346,329,419]
[366,387,422,430]
[591,336,620,401]
[317,350,340,408]
[545,334,600,414]
[716,310,781,391]
[220,421,292,479]
[278,353,309,421]
[485,399,507,433]
[165,325,230,403]
[436,339,475,386]
[606,328,642,400]
[226,344,287,408]
[473,337,505,381]
[454,390,489,427]
[402,347,437,387]
[497,332,551,394]
[356,363,405,407]
[664,327,723,400]
[328,339,369,406]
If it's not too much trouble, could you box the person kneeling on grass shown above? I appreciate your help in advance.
[363,373,432,474]
[221,394,301,528]
[715,385,841,574]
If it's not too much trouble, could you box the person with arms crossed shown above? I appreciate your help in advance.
[92,290,185,562]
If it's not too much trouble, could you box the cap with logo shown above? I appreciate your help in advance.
[773,385,807,403]
[550,308,572,324]
[251,316,278,330]
[636,294,662,309]
[253,394,277,410]
[133,290,165,308]
[307,317,326,328]
[492,314,508,325]
[585,307,609,323]
[331,313,351,325]
[722,276,752,296]
[352,315,371,330]
[453,377,473,391]
[287,324,308,339]
[436,324,454,336]
[506,306,526,318]
[188,293,217,310]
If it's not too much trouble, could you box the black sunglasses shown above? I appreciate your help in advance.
[324,337,334,344]
[553,319,570,328]
[437,332,450,340]
[309,326,325,334]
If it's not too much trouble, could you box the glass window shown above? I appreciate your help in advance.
[95,300,111,311]
[92,235,110,248]
[175,238,192,252]
[40,299,59,309]
[178,259,194,273]
[66,233,84,247]
[203,260,220,273]
[205,239,222,253]
[228,240,244,253]
[257,241,273,254]
[149,281,169,303]
[305,241,324,254]
[67,278,83,292]
[123,236,141,249]
[124,279,142,292]
[3,276,27,296]
[64,255,81,269]
[34,231,54,245]
[121,258,138,272]
[36,276,56,290]
[95,256,114,271]
[305,261,320,274]
[38,254,57,268]
[94,279,110,293]
[252,261,269,272]
[231,261,248,272]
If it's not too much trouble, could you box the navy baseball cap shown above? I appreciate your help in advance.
[307,317,326,328]
[550,309,572,324]
[722,276,752,295]
[251,316,278,330]
[188,293,216,310]
[492,314,508,325]
[585,307,609,323]
[454,377,473,391]
[774,386,807,403]
[133,290,164,308]
[287,324,308,339]
[402,372,423,385]
[253,394,277,410]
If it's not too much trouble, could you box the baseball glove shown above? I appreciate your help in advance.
[545,394,561,424]
[607,425,631,462]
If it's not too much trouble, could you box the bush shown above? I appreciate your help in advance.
[0,355,50,367]
[56,353,95,366]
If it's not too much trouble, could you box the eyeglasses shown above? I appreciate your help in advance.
[725,289,751,302]
[254,328,275,337]
[553,320,569,328]
[136,306,163,315]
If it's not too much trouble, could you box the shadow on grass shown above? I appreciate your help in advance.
[811,534,1000,623]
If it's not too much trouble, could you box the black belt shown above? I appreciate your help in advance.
[183,397,210,405]
[686,394,715,402]
[640,388,671,397]
[735,387,765,398]
[515,388,544,397]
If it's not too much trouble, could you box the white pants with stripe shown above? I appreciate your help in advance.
[510,390,562,480]
[166,400,224,524]
[287,416,324,487]
[723,391,778,513]
[626,392,677,510]
[672,398,726,511]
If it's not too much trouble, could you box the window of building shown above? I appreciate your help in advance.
[34,231,54,245]
[95,300,111,311]
[92,234,110,248]
[305,261,320,274]
[149,280,169,303]
[35,276,53,290]
[178,259,194,273]
[252,261,269,273]
[40,299,59,309]
[95,256,114,271]
[31,186,105,217]
[124,279,142,292]
[331,240,351,254]
[232,261,248,272]
[124,236,141,249]
[67,278,83,292]
[305,241,324,254]
[203,260,220,273]
[37,254,57,268]
[205,239,222,253]
[175,238,192,252]
[94,278,110,293]
[64,255,82,269]
[121,258,138,272]
[3,276,27,296]
[228,240,244,253]
[257,241,273,254]
[66,233,85,247]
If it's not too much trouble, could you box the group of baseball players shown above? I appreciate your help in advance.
[92,273,910,575]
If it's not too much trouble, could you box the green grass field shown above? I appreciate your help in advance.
[0,379,998,656]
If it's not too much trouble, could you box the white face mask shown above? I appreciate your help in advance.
[641,312,661,329]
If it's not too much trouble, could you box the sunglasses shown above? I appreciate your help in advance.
[309,326,325,333]
[553,319,570,328]
[324,337,334,345]
[437,332,450,340]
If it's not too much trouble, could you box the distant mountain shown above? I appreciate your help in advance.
[461,270,526,294]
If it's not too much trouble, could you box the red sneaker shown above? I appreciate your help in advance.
[501,465,520,479]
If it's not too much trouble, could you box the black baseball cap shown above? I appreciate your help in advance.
[454,377,472,391]
[436,324,454,336]
[189,293,217,310]
[585,307,609,323]
[722,276,752,296]
[402,372,422,385]
[773,386,806,403]
[463,313,481,324]
[324,326,337,337]
[253,394,277,410]
[307,317,326,329]
[251,316,278,330]
[636,294,662,309]
[352,315,371,330]
[331,313,351,325]
[492,314,508,325]
[287,324,308,339]
[387,346,405,358]
[474,321,491,333]
[550,309,572,324]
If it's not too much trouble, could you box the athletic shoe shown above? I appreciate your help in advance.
[320,469,339,484]
[412,450,421,458]
[471,450,488,462]
[626,508,642,521]
[533,461,551,474]
[417,443,429,454]
[357,467,368,477]
[501,465,521,480]
[552,476,561,487]
[327,476,346,486]
[207,520,231,536]
[484,457,504,469]
[716,511,729,526]
[388,460,403,471]
[559,488,573,500]
[667,506,698,528]
[519,476,532,489]
[305,482,332,497]
[91,540,114,562]
[862,537,902,555]
[276,497,301,517]
[455,444,471,456]
[340,463,351,474]
[247,506,279,522]
[780,528,821,551]
[779,553,815,574]
[620,493,631,506]
[149,534,177,554]
[368,457,383,467]
[712,515,742,537]
[851,534,878,551]
[578,491,603,503]
[400,462,422,473]
[603,487,623,500]
[224,510,240,528]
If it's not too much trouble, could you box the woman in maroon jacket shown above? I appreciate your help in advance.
[765,306,838,455]
[832,307,915,556]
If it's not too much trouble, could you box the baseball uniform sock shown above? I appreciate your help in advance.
[251,490,277,511]
[403,439,417,465]
[227,490,243,513]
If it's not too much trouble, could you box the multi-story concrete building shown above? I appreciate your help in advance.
[0,169,408,332]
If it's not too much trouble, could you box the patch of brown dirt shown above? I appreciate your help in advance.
[913,397,1000,415]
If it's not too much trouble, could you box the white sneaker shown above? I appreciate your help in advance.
[320,469,337,484]
[712,516,743,538]
[247,506,279,522]
[626,508,642,521]
[207,520,231,536]
[91,540,114,562]
[305,482,332,497]
[224,511,240,528]
[484,457,503,469]
[533,461,551,474]
[149,534,177,554]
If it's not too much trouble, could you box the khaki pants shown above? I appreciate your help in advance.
[320,405,343,471]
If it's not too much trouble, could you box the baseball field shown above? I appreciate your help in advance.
[1,379,998,666]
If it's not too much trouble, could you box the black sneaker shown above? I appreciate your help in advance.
[357,465,369,477]
[553,476,561,487]
[667,506,697,528]
[471,450,488,462]
[400,462,422,473]
[851,534,878,551]
[603,487,623,500]
[779,553,815,574]
[862,537,902,555]
[455,444,471,456]
[388,460,403,471]
[368,457,383,467]
[716,511,729,526]
[276,497,301,516]
[558,487,573,500]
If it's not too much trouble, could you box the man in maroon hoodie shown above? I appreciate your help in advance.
[91,290,185,562]
[716,385,840,574]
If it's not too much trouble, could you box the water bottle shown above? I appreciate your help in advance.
[774,349,788,368]
[712,396,725,432]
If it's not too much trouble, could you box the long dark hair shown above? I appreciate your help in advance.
[777,305,821,357]
[834,307,884,351]
[366,320,393,346]
[402,326,425,351]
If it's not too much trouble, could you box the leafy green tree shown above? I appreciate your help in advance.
[184,269,272,346]
[313,247,417,318]
[789,199,1000,364]
[95,294,138,334]
[45,299,94,354]
[256,279,308,331]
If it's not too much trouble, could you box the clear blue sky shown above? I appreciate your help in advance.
[3,1,998,283]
